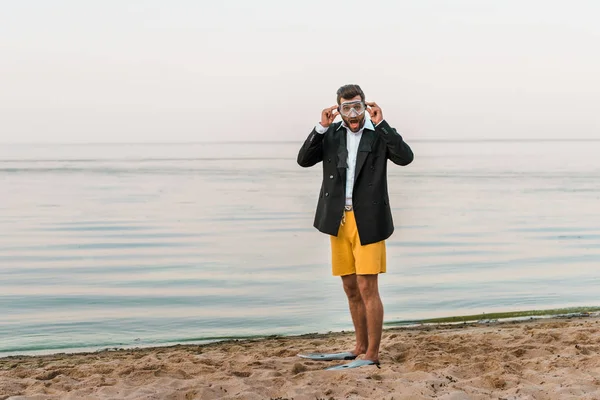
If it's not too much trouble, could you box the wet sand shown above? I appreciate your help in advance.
[2,316,599,399]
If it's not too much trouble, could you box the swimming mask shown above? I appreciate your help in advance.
[339,100,366,118]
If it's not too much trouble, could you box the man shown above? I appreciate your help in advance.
[296,84,414,370]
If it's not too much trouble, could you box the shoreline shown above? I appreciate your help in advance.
[2,306,599,360]
[2,313,599,399]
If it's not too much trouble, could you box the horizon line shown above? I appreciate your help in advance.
[1,138,599,145]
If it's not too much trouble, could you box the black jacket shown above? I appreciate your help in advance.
[297,120,413,245]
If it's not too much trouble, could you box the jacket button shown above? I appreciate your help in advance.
[329,175,334,179]
[373,201,377,204]
[328,158,331,163]
[368,183,373,186]
[325,192,329,197]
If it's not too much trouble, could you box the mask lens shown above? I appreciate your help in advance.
[340,101,365,117]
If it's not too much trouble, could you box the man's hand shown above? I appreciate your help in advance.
[320,105,339,128]
[366,102,383,125]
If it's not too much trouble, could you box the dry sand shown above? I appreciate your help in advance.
[1,316,600,400]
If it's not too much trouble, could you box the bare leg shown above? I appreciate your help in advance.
[341,274,368,356]
[357,274,383,362]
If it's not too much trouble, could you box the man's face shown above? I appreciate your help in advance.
[339,95,366,133]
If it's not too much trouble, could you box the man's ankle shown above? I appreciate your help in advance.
[363,352,379,362]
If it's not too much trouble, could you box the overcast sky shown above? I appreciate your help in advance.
[1,0,599,143]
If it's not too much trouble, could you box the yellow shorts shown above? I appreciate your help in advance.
[330,210,386,276]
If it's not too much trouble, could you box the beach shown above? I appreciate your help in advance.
[2,143,600,400]
[4,1,600,398]
[2,315,599,400]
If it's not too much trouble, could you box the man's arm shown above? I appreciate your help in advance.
[297,105,338,167]
[297,125,327,167]
[375,120,414,166]
[366,101,414,166]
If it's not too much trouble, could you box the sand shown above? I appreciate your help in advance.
[1,316,600,400]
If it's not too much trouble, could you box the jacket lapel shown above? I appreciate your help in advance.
[335,128,348,182]
[354,129,374,184]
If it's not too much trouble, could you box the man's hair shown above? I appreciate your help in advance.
[336,84,365,105]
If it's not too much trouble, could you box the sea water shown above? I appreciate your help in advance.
[1,140,599,357]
